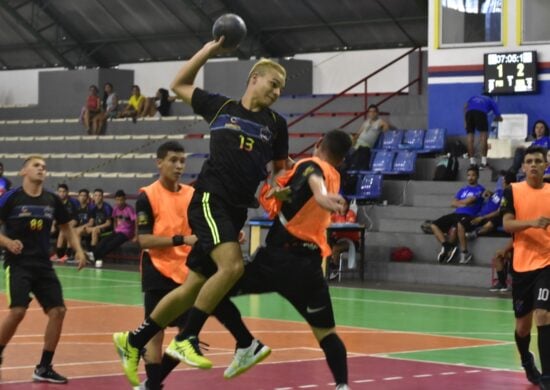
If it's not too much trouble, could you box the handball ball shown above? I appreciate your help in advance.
[212,13,247,49]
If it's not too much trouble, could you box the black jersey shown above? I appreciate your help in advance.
[76,204,93,226]
[192,88,289,208]
[266,161,323,247]
[0,187,71,264]
[90,202,113,226]
[62,197,80,221]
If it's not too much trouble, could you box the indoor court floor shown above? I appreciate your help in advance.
[0,266,538,389]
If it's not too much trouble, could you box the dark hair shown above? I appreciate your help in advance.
[78,188,89,195]
[57,183,69,191]
[0,162,3,168]
[367,104,379,112]
[132,85,140,93]
[89,85,99,93]
[103,82,114,109]
[321,129,352,162]
[93,188,104,195]
[157,88,172,116]
[157,141,185,159]
[531,120,550,138]
[524,145,548,162]
[115,190,126,198]
[467,165,479,176]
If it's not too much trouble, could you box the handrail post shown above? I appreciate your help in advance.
[417,47,423,95]
[364,80,368,120]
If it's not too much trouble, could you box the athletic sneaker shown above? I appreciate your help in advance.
[86,251,95,264]
[522,352,541,385]
[134,380,163,390]
[445,245,458,263]
[165,336,212,369]
[95,259,103,268]
[113,331,141,386]
[224,339,271,379]
[489,282,507,292]
[465,231,478,240]
[335,384,350,390]
[32,365,68,384]
[459,251,473,264]
[437,245,448,263]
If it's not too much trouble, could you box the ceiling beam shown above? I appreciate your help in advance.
[374,0,419,47]
[0,2,65,67]
[300,0,348,47]
[33,0,109,67]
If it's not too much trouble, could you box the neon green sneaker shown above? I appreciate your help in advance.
[165,336,213,369]
[224,339,271,379]
[113,331,140,386]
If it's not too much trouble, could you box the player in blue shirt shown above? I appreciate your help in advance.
[0,162,12,197]
[456,171,516,264]
[430,166,485,263]
[464,94,503,168]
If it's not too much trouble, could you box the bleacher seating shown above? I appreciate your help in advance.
[392,151,417,174]
[421,128,446,153]
[370,150,395,174]
[375,129,404,150]
[344,171,383,201]
[399,129,425,150]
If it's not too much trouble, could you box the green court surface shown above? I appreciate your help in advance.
[1,266,528,373]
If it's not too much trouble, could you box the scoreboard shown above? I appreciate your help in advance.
[484,51,538,94]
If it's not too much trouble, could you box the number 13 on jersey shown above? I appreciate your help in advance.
[239,134,255,151]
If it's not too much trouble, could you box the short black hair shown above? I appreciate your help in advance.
[531,120,550,138]
[93,188,104,194]
[157,141,185,159]
[321,129,352,162]
[78,188,89,195]
[115,190,126,198]
[367,104,379,112]
[57,183,69,191]
[467,165,479,176]
[524,145,547,162]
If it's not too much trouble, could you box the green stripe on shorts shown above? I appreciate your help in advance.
[5,265,10,307]
[202,192,220,245]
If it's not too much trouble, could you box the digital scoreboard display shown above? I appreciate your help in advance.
[484,51,538,94]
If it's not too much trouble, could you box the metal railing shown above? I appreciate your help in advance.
[289,46,423,158]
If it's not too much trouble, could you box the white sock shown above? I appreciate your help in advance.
[469,157,476,165]
[481,156,487,165]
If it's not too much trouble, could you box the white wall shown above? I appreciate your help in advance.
[0,48,412,105]
[428,0,550,67]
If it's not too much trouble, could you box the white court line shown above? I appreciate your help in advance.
[331,296,510,313]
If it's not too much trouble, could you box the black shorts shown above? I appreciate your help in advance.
[233,246,336,329]
[433,213,473,232]
[479,215,502,229]
[465,109,489,133]
[511,266,550,318]
[4,262,64,311]
[141,254,189,328]
[188,191,248,253]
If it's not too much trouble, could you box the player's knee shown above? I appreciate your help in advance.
[47,306,67,320]
[534,309,550,326]
[9,307,27,322]
[515,317,532,336]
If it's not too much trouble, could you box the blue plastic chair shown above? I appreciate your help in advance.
[370,150,395,174]
[422,128,447,153]
[376,130,404,150]
[354,172,383,200]
[399,129,425,150]
[392,151,417,174]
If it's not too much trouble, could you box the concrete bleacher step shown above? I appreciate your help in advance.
[364,231,509,267]
[365,260,492,289]
[371,205,454,221]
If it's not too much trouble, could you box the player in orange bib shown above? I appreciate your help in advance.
[500,145,550,389]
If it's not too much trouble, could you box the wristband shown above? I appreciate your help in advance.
[172,235,185,246]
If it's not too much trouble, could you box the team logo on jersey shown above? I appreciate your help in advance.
[44,206,54,219]
[225,117,242,131]
[303,166,315,177]
[500,197,507,208]
[18,206,31,217]
[259,126,272,142]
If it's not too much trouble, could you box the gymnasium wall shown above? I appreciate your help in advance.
[427,0,550,136]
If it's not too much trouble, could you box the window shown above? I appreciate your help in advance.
[440,0,502,46]
[522,0,550,43]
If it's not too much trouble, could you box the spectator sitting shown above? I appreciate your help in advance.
[489,238,512,292]
[142,88,176,118]
[456,171,516,264]
[328,200,360,280]
[89,190,136,268]
[50,184,80,262]
[82,85,101,134]
[85,188,113,266]
[509,120,550,174]
[119,85,146,121]
[74,189,94,249]
[94,82,118,134]
[0,162,12,197]
[430,166,485,263]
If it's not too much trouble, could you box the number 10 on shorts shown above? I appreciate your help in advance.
[538,288,550,302]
